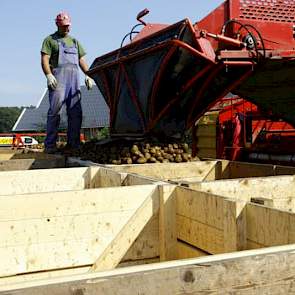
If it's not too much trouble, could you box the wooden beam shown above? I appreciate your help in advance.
[90,186,160,272]
[3,244,295,294]
[223,199,247,252]
[159,185,177,261]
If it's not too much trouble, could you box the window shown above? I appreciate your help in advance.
[24,138,33,144]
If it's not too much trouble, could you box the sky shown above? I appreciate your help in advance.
[0,0,224,107]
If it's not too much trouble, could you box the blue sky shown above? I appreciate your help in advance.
[0,0,224,107]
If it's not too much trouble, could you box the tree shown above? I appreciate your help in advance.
[0,107,23,133]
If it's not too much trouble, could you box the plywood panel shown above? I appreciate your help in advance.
[177,215,224,254]
[219,160,295,179]
[246,203,295,247]
[0,185,159,277]
[123,215,159,261]
[90,186,159,271]
[95,167,122,187]
[0,186,156,219]
[190,175,295,208]
[106,161,219,182]
[0,167,90,195]
[176,187,224,230]
[176,187,246,254]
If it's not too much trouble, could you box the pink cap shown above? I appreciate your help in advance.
[55,12,71,26]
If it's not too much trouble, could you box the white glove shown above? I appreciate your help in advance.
[85,75,94,90]
[46,74,58,90]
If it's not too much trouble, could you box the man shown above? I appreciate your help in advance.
[41,12,93,153]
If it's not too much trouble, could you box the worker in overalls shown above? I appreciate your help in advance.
[41,12,93,153]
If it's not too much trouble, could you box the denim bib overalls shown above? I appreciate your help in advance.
[45,39,82,149]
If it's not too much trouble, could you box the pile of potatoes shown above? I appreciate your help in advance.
[79,141,199,165]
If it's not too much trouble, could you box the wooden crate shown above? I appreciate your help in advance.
[1,164,295,293]
[69,157,295,185]
[68,159,222,183]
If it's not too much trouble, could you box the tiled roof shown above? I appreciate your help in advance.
[13,86,110,131]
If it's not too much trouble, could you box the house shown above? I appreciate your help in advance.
[12,86,109,139]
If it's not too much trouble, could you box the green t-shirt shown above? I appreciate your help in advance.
[41,32,86,69]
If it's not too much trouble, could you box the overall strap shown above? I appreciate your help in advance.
[72,38,78,49]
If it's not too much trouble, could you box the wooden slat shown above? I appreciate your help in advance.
[247,239,266,250]
[177,215,224,254]
[0,186,155,219]
[0,213,132,246]
[177,241,208,259]
[176,187,224,230]
[4,245,295,294]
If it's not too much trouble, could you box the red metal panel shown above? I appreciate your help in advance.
[132,23,169,42]
[235,20,294,49]
[229,0,240,19]
[196,1,229,49]
[233,0,295,49]
[197,1,229,32]
[198,0,295,50]
[238,0,295,23]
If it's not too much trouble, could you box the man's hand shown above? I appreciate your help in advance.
[46,74,58,90]
[85,75,94,90]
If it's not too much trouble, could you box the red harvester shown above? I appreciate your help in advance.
[88,0,295,146]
